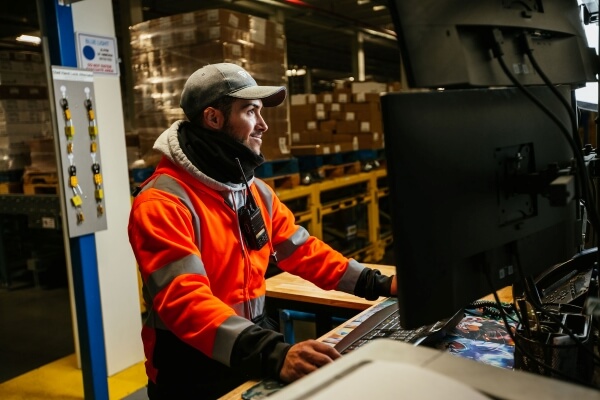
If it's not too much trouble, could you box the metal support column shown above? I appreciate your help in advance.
[352,31,366,82]
[38,1,108,399]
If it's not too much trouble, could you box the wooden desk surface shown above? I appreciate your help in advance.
[266,264,512,310]
[219,380,259,400]
[266,264,396,311]
[480,285,513,303]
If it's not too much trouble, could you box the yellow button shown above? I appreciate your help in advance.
[71,195,82,207]
[64,125,75,138]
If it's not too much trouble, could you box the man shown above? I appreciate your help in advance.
[128,63,397,399]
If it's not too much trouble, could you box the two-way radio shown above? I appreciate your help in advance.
[235,158,269,250]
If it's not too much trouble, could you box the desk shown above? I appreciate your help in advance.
[265,264,395,337]
[220,282,515,400]
[480,285,513,303]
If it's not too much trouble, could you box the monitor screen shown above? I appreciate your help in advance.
[387,0,598,89]
[381,86,583,329]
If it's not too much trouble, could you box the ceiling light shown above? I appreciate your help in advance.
[16,35,41,45]
[372,5,387,11]
[286,68,306,76]
[357,0,371,4]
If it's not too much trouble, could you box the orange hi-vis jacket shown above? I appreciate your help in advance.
[128,122,373,393]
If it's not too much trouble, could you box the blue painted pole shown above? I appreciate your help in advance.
[69,234,109,400]
[41,1,109,399]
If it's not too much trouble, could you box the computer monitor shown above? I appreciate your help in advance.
[387,0,598,89]
[383,0,596,329]
[381,86,583,329]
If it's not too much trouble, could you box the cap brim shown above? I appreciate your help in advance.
[229,85,287,107]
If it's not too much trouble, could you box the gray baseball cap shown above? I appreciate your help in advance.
[180,63,287,121]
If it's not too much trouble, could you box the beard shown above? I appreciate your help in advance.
[222,120,260,155]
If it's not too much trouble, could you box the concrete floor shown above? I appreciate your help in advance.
[0,285,74,383]
[0,354,147,400]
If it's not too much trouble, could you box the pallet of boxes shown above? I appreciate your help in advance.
[0,50,53,195]
[289,81,395,180]
[129,9,296,189]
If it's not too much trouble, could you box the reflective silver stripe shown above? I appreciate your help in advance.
[336,259,365,294]
[273,226,310,261]
[230,302,245,317]
[139,174,206,321]
[212,315,255,366]
[254,179,273,217]
[137,176,158,195]
[230,295,266,319]
[141,174,202,249]
[147,254,206,299]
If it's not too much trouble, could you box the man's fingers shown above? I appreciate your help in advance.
[279,340,342,382]
[305,341,341,363]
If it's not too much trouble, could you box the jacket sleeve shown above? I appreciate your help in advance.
[230,325,291,379]
[353,267,394,300]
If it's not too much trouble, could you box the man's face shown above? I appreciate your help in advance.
[222,98,268,155]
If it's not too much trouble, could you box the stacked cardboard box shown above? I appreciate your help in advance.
[130,9,291,164]
[0,51,51,178]
[27,137,56,172]
[289,81,398,156]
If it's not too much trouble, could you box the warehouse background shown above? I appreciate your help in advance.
[0,0,403,127]
[0,0,403,389]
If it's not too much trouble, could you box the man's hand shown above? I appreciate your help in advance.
[279,340,341,382]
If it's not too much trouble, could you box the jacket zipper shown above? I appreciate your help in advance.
[229,191,253,320]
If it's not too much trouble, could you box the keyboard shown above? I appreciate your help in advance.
[334,301,465,355]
